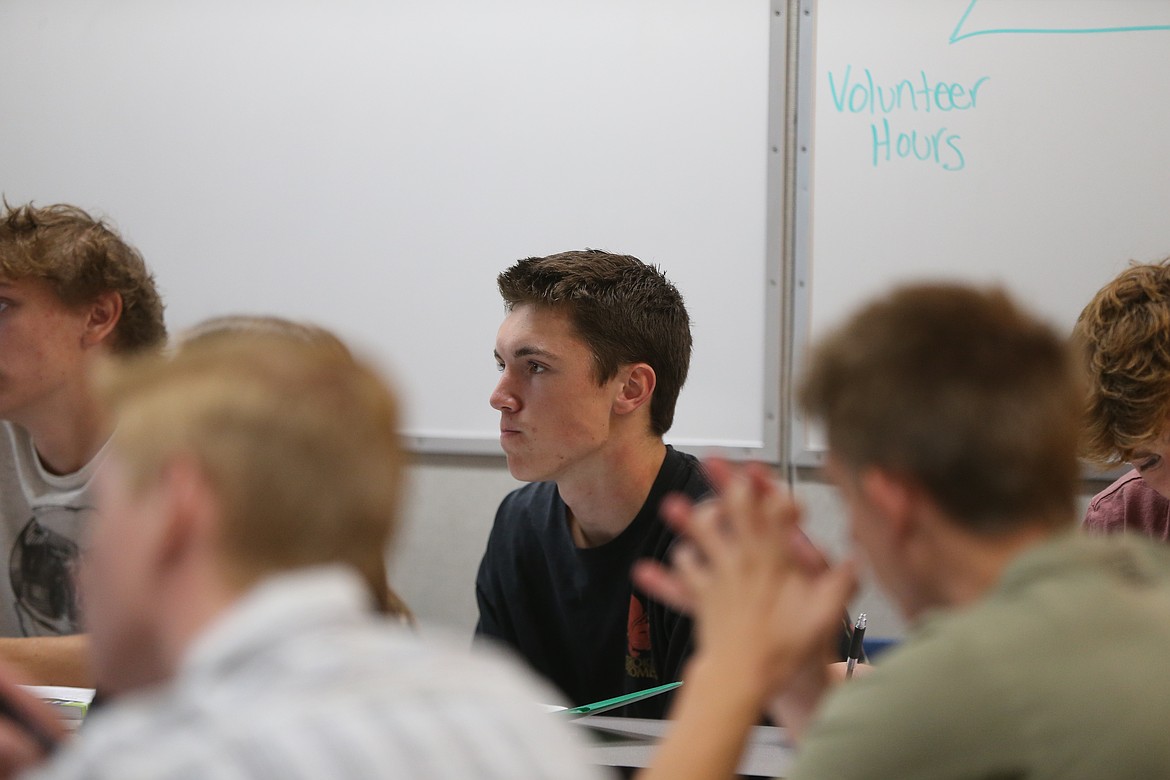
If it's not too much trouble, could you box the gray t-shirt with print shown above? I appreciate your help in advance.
[0,421,99,637]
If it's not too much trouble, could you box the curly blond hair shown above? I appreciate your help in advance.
[1073,259,1170,465]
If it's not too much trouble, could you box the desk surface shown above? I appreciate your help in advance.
[572,716,794,777]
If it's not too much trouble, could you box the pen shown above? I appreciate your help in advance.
[845,612,867,681]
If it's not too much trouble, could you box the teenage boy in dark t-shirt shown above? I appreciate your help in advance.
[475,250,851,718]
[478,445,707,717]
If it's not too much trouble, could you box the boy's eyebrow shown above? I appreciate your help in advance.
[515,345,556,359]
[495,345,558,361]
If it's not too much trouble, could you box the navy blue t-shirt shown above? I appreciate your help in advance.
[475,447,706,718]
[475,446,854,719]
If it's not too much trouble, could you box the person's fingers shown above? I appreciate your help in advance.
[744,462,777,504]
[658,493,697,535]
[831,558,859,601]
[631,560,696,615]
[812,560,859,632]
[669,540,713,593]
[0,720,49,777]
[733,463,808,568]
[716,467,750,542]
[752,469,794,552]
[0,667,64,750]
[826,660,875,683]
[673,496,728,568]
[699,457,735,494]
[731,462,771,540]
[789,527,830,575]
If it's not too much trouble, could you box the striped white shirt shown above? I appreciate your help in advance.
[24,567,610,780]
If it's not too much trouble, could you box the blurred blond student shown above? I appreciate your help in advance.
[0,334,605,779]
[172,313,414,624]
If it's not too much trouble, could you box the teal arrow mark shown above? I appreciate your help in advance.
[951,0,1170,44]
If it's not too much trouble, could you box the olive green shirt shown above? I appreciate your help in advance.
[792,533,1170,779]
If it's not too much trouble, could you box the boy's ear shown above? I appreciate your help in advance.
[858,467,918,540]
[81,291,123,349]
[612,363,656,417]
[153,457,220,570]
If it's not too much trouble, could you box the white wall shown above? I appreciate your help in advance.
[0,0,779,458]
[389,455,522,634]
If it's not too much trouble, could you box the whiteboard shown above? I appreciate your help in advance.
[792,0,1170,464]
[0,0,784,458]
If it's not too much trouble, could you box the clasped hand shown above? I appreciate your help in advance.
[632,459,858,719]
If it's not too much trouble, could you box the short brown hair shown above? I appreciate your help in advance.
[800,285,1080,533]
[498,250,692,436]
[97,334,404,602]
[1073,259,1170,465]
[0,202,166,353]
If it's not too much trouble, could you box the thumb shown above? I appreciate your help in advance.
[814,560,859,631]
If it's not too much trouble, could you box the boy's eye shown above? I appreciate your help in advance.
[529,362,546,374]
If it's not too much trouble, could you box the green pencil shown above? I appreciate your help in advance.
[554,681,683,718]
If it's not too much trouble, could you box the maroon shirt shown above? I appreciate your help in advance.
[1084,469,1170,541]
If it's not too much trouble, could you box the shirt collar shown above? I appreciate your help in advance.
[179,565,376,684]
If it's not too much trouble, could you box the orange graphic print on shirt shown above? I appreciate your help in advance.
[625,594,657,679]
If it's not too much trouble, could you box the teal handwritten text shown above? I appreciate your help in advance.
[825,66,989,173]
